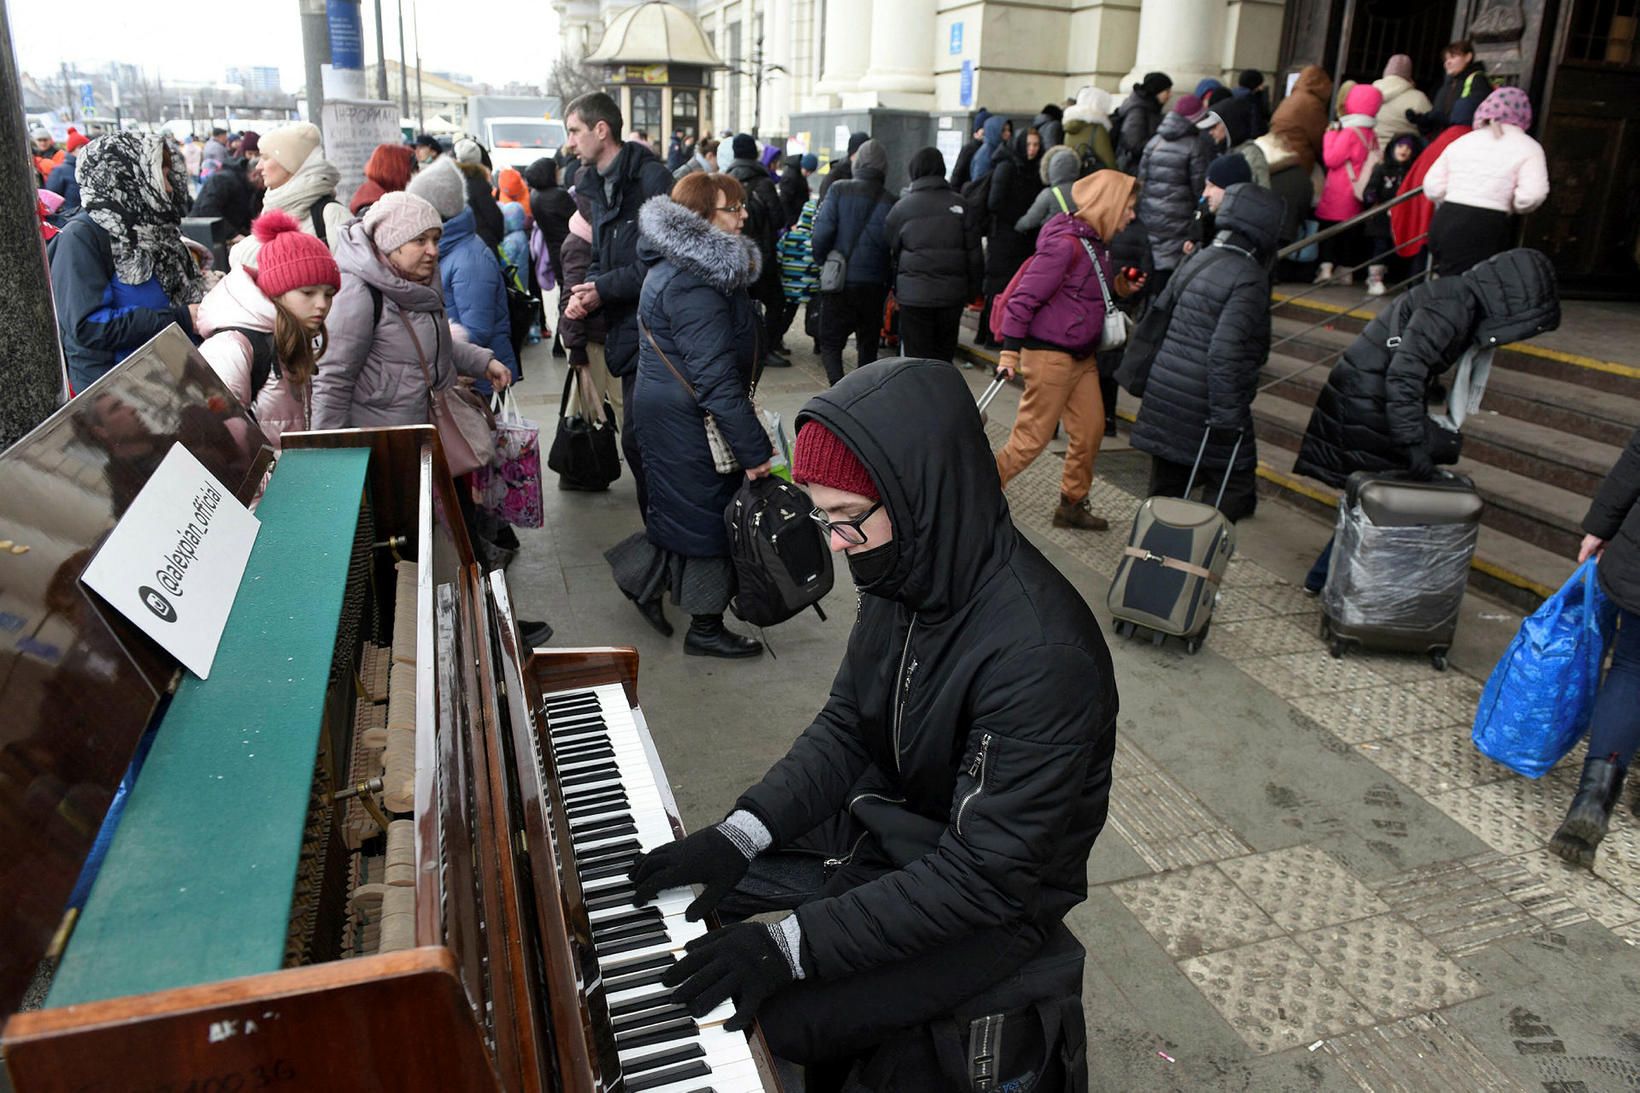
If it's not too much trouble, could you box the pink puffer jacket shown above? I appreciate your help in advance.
[197,268,311,450]
[1316,84,1384,223]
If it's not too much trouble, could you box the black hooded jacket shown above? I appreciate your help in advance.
[777,162,809,229]
[1130,183,1286,473]
[1294,248,1560,488]
[885,174,985,308]
[1585,428,1640,616]
[737,360,1118,980]
[525,159,577,287]
[575,140,677,376]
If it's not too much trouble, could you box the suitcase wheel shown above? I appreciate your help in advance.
[1113,620,1132,639]
[1185,636,1203,655]
[1151,631,1166,648]
[1431,650,1449,672]
[1328,638,1347,660]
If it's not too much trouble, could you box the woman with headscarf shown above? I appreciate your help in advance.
[49,131,206,392]
[994,171,1143,531]
[979,127,1044,347]
[1422,87,1548,276]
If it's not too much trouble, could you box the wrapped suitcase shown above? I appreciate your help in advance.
[1107,431,1241,654]
[1319,471,1482,671]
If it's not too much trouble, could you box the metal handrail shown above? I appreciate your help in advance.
[1269,232,1427,324]
[1273,185,1425,261]
[1258,266,1432,394]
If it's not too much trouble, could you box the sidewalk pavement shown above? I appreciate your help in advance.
[503,335,1640,1091]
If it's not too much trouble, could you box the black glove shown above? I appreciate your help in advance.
[663,921,796,1031]
[628,826,750,920]
[1404,108,1422,124]
[1404,444,1435,480]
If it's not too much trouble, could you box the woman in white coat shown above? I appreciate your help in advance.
[1423,86,1549,276]
[1372,54,1433,150]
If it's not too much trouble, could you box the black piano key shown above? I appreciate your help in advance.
[550,712,606,731]
[578,838,642,863]
[620,1044,706,1076]
[553,726,609,746]
[605,966,673,994]
[608,989,673,1018]
[580,857,641,882]
[567,800,629,821]
[591,906,663,932]
[586,887,638,912]
[574,822,639,844]
[614,1016,698,1053]
[594,924,667,950]
[561,764,621,788]
[626,1069,713,1093]
[566,787,627,809]
[571,814,634,835]
[603,952,676,977]
[597,931,672,958]
[556,742,615,762]
[613,1003,692,1034]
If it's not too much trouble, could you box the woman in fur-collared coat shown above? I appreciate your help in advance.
[605,173,775,658]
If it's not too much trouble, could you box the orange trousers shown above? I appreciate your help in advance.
[994,347,1106,504]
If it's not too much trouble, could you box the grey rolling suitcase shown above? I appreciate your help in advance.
[1319,471,1482,671]
[1107,431,1241,654]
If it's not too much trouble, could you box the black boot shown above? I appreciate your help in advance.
[684,614,762,658]
[1549,754,1627,868]
[635,598,673,638]
[517,618,554,646]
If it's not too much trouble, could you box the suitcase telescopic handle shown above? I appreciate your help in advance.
[1186,427,1245,512]
[976,376,1006,415]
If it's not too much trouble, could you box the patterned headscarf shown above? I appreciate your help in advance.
[1473,86,1533,133]
[76,131,205,303]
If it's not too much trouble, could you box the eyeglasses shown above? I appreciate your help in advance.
[810,501,883,546]
[716,203,747,213]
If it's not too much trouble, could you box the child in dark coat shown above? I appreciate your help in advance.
[1363,134,1423,295]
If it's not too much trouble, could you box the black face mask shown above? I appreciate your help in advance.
[845,541,897,588]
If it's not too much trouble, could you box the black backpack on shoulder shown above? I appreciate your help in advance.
[725,477,833,627]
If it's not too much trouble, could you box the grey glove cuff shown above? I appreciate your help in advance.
[718,810,773,860]
[767,916,806,980]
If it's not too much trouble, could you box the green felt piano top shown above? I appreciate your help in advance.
[48,447,373,1007]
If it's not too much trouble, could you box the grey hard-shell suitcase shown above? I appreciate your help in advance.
[1107,431,1241,654]
[1319,471,1482,671]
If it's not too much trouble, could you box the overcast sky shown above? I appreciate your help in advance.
[11,0,562,89]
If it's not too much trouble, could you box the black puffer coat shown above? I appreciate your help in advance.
[1130,184,1286,473]
[1585,427,1640,615]
[1294,248,1560,488]
[811,161,896,288]
[737,360,1117,980]
[885,175,984,308]
[982,134,1043,295]
[575,140,677,377]
[1116,89,1165,173]
[777,162,809,229]
[631,197,773,557]
[1137,111,1212,271]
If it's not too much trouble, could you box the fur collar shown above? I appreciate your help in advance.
[638,195,761,292]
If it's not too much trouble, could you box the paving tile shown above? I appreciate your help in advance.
[1214,585,1318,624]
[1107,736,1254,872]
[1296,913,1487,1019]
[1219,845,1390,933]
[1291,687,1460,744]
[1614,920,1640,947]
[1425,785,1544,855]
[1180,937,1377,1055]
[1222,557,1292,589]
[1238,652,1392,700]
[1213,616,1326,661]
[1357,727,1515,796]
[1346,649,1457,684]
[1464,852,1590,935]
[1374,856,1562,958]
[1513,848,1640,930]
[1401,675,1485,726]
[1110,864,1284,958]
[1320,1012,1528,1092]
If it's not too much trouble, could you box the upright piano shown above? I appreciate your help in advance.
[0,328,784,1092]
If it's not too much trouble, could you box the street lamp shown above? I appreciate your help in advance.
[724,35,784,138]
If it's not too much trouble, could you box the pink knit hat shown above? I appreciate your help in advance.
[1383,54,1414,81]
[364,190,443,254]
[249,210,341,297]
[1474,86,1533,131]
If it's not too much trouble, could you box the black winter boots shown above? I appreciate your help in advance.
[1549,754,1628,868]
[684,614,762,659]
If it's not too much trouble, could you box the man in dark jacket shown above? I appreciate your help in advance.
[1130,183,1286,522]
[524,157,576,292]
[1415,40,1492,133]
[565,91,676,512]
[1115,71,1173,173]
[1214,68,1271,147]
[948,108,991,190]
[811,139,896,385]
[725,133,794,368]
[885,147,983,363]
[776,153,812,229]
[189,156,258,239]
[629,359,1116,1076]
[1137,94,1216,288]
[818,131,869,203]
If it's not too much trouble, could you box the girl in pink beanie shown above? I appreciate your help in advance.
[195,210,341,449]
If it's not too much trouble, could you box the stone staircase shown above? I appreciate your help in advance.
[956,289,1640,610]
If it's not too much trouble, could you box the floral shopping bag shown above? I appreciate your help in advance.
[474,390,544,529]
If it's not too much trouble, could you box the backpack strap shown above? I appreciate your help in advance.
[1052,186,1071,214]
[220,326,280,406]
[309,195,338,244]
[367,282,384,329]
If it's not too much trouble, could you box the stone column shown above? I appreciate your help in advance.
[857,0,936,106]
[1122,0,1224,95]
[815,0,870,95]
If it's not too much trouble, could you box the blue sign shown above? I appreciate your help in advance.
[79,82,95,109]
[326,0,365,70]
[959,60,974,107]
[949,22,964,55]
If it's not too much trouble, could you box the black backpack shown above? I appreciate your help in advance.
[724,477,833,627]
[219,327,280,416]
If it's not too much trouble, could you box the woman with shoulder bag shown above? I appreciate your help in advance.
[994,170,1143,531]
[604,173,773,658]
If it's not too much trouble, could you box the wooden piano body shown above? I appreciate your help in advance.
[0,329,782,1091]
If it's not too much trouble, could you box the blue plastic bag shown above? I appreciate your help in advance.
[1472,559,1616,777]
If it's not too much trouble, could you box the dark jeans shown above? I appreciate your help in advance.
[620,371,647,517]
[1589,608,1640,768]
[818,284,890,385]
[773,298,802,344]
[752,271,786,351]
[717,815,1047,1069]
[1317,220,1361,270]
[1147,455,1258,523]
[1306,536,1335,593]
[897,303,964,363]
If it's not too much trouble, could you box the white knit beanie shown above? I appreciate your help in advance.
[454,137,482,165]
[405,156,467,221]
[365,191,443,254]
[259,122,322,174]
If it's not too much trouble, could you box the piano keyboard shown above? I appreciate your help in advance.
[541,684,767,1093]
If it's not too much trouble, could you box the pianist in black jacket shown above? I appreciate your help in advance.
[631,358,1118,1070]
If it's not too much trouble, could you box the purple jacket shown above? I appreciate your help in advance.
[1000,212,1113,357]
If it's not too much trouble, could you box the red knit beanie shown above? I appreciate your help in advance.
[793,421,878,500]
[250,210,342,298]
[65,127,90,153]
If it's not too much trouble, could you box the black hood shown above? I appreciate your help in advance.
[1214,182,1285,260]
[1463,247,1560,347]
[796,359,1013,619]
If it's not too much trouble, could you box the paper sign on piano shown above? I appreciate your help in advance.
[80,442,260,679]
